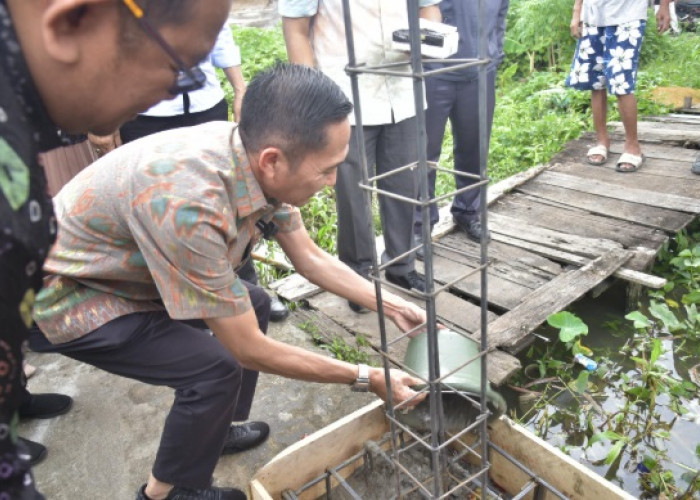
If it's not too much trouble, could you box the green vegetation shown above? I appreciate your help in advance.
[516,223,700,498]
[298,320,376,365]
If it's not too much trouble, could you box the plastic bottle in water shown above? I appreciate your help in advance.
[573,353,598,371]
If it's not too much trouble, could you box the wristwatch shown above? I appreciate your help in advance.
[351,364,371,392]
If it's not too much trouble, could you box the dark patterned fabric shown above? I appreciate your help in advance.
[0,1,65,496]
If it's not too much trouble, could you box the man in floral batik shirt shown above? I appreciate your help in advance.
[567,0,670,172]
[31,64,426,500]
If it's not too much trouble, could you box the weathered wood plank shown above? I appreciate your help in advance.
[492,193,668,250]
[645,115,700,126]
[490,212,622,259]
[428,252,532,310]
[609,121,700,145]
[550,160,700,199]
[556,136,699,163]
[519,180,693,232]
[487,248,632,353]
[438,232,563,278]
[536,170,700,213]
[491,233,665,288]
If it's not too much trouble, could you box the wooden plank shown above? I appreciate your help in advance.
[270,273,321,302]
[550,160,700,199]
[492,193,668,250]
[429,252,532,310]
[487,249,632,353]
[645,115,700,126]
[490,212,622,259]
[556,136,700,163]
[252,402,635,500]
[518,180,693,232]
[609,121,700,145]
[437,232,563,278]
[492,232,665,288]
[251,400,387,500]
[536,170,700,213]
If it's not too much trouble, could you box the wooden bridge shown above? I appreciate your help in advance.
[271,113,700,386]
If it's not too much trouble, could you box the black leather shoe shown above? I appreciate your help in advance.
[136,484,245,500]
[19,393,73,420]
[18,437,47,466]
[269,296,290,322]
[385,270,425,292]
[221,421,270,455]
[454,216,490,243]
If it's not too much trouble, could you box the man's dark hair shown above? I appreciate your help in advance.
[239,63,353,168]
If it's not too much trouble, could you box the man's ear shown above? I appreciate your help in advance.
[256,147,287,180]
[42,0,111,64]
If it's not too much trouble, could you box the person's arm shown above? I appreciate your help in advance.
[282,16,316,66]
[205,309,424,406]
[570,0,583,38]
[276,225,427,334]
[656,0,671,33]
[223,65,246,122]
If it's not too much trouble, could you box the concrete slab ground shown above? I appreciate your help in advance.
[20,310,377,499]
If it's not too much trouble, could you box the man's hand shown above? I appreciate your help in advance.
[370,367,426,409]
[656,2,671,34]
[570,13,582,38]
[389,300,427,337]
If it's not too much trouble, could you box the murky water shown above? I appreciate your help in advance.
[506,283,700,498]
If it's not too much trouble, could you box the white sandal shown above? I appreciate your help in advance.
[615,152,645,173]
[586,145,608,166]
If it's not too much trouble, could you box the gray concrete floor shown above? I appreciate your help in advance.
[21,310,377,499]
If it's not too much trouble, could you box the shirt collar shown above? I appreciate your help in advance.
[230,127,276,218]
[0,0,66,152]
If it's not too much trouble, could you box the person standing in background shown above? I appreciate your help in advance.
[280,0,442,312]
[655,0,680,34]
[414,0,510,249]
[566,0,670,172]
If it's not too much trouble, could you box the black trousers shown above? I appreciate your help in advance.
[119,98,228,145]
[28,281,270,489]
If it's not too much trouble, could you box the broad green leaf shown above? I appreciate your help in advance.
[682,290,700,305]
[625,311,651,329]
[648,301,683,332]
[547,311,588,342]
[588,430,624,447]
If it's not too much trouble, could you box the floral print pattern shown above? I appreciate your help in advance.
[566,20,646,95]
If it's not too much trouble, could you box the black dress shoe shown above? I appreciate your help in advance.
[18,437,47,466]
[136,484,245,500]
[454,216,490,243]
[348,300,369,313]
[221,421,269,455]
[269,296,290,322]
[385,270,425,293]
[19,393,73,420]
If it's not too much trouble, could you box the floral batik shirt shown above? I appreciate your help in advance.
[34,122,301,344]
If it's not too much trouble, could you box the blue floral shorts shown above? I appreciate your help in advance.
[565,20,646,95]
